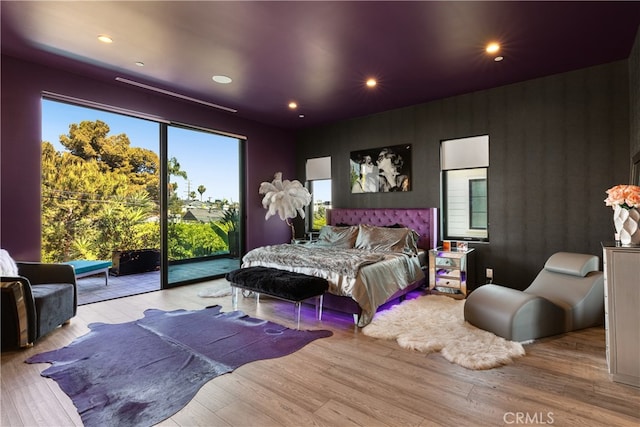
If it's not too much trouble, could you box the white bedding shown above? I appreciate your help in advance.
[242,243,425,326]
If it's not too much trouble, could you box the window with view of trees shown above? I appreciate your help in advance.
[305,156,332,234]
[41,112,161,262]
[308,179,332,231]
[41,99,242,269]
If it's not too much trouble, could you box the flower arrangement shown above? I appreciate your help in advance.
[604,184,640,210]
[259,172,312,241]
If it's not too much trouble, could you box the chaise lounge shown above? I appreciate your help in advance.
[464,252,604,342]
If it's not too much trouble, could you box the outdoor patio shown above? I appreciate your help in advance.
[77,270,160,305]
[76,257,240,305]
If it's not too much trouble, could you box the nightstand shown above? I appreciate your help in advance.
[428,247,475,299]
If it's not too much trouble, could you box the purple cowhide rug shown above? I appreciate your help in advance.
[26,305,332,427]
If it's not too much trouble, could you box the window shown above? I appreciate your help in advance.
[469,178,487,229]
[441,136,489,241]
[305,156,332,233]
[41,97,245,291]
[308,179,332,231]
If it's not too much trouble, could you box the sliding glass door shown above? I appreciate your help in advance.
[42,97,244,300]
[165,125,242,287]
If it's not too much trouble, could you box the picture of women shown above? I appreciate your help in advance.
[350,145,411,193]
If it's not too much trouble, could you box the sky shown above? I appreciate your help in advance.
[42,99,331,205]
[42,99,240,203]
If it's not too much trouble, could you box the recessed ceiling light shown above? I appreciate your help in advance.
[494,56,504,62]
[212,75,232,84]
[486,42,500,54]
[299,114,305,118]
[366,78,377,88]
[288,102,298,109]
[97,35,113,44]
[135,61,145,67]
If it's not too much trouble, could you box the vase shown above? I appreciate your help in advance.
[613,205,640,245]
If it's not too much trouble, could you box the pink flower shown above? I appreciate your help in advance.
[626,187,640,208]
[605,184,640,210]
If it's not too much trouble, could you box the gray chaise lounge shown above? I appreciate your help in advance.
[464,252,604,342]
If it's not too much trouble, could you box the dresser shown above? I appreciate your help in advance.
[602,243,640,388]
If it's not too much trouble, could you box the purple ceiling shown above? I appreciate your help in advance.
[2,1,639,130]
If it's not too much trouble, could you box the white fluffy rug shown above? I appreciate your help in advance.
[197,282,233,298]
[362,295,525,370]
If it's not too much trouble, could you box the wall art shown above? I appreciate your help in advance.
[350,144,412,193]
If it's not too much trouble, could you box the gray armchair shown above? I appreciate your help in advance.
[1,261,77,350]
[464,252,604,342]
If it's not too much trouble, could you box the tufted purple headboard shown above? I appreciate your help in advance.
[327,208,438,250]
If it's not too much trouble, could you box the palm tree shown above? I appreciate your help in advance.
[197,185,206,201]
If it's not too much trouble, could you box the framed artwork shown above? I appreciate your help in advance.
[350,144,412,193]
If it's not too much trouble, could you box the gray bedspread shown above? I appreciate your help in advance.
[241,243,424,326]
[242,244,384,278]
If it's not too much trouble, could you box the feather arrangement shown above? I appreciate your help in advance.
[259,172,312,222]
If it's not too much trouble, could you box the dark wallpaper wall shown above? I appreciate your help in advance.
[297,60,631,291]
[630,28,640,158]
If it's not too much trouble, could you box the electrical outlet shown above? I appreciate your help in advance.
[486,268,493,279]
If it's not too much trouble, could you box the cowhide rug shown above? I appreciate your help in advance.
[27,305,332,427]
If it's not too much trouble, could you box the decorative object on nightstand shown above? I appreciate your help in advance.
[602,243,640,388]
[428,246,475,299]
[604,184,640,245]
[259,172,312,242]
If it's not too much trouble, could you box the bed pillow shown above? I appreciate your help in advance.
[354,224,419,254]
[314,225,359,248]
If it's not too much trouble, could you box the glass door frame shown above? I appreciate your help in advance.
[160,123,245,289]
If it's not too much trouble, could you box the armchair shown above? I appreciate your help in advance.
[1,261,77,350]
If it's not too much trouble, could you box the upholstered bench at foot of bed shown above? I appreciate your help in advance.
[225,266,329,329]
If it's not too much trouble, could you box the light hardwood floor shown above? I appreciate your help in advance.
[2,279,639,427]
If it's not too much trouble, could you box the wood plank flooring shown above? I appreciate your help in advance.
[2,279,639,426]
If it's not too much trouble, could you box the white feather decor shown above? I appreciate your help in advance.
[259,172,312,221]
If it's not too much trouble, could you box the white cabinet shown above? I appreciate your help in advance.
[428,248,475,299]
[602,244,640,388]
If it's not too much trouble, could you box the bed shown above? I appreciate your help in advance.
[242,208,437,326]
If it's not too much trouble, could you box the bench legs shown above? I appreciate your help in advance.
[232,286,240,311]
[316,294,323,321]
[230,285,324,329]
[294,302,301,330]
[75,268,109,286]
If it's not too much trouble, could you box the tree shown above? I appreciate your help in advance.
[42,120,161,261]
[41,141,129,261]
[60,120,159,185]
[94,191,159,256]
[168,157,187,216]
[313,205,327,229]
[197,185,206,201]
[168,156,188,180]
